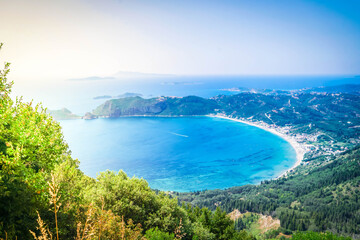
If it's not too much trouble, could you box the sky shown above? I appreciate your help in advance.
[1,0,360,84]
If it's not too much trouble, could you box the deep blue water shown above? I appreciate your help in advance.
[60,117,296,192]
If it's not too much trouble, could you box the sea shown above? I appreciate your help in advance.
[13,75,359,191]
[59,116,296,192]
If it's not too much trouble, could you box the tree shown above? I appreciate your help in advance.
[0,43,69,239]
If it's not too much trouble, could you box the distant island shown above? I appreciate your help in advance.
[116,92,143,98]
[92,92,143,100]
[93,95,112,100]
[47,108,80,120]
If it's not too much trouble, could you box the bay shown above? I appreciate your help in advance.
[60,116,296,192]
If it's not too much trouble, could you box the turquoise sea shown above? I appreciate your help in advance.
[60,116,296,192]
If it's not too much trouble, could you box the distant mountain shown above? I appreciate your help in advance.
[116,92,143,98]
[47,108,80,120]
[93,93,143,101]
[93,95,112,100]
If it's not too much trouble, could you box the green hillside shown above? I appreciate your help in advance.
[92,96,219,117]
[177,146,360,238]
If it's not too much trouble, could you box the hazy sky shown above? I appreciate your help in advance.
[1,0,360,83]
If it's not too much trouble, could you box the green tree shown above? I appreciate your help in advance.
[292,231,352,240]
[0,43,69,239]
[145,227,175,240]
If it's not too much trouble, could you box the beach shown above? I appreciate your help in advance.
[210,114,307,178]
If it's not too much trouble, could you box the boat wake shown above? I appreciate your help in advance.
[168,132,189,138]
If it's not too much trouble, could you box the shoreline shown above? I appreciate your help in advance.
[74,113,307,178]
[209,114,306,178]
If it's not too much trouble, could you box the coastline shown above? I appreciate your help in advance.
[209,114,306,178]
[76,113,307,178]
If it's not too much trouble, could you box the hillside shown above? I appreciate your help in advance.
[92,92,360,135]
[176,146,360,238]
[92,96,219,117]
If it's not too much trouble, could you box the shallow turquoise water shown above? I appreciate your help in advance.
[59,117,296,192]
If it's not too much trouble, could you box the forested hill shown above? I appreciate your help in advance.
[92,95,218,117]
[92,92,360,126]
[91,91,360,144]
[176,146,360,238]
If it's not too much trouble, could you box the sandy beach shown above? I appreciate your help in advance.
[209,114,307,178]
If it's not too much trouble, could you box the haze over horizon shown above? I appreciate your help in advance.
[1,0,360,86]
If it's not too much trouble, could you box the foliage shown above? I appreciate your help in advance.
[292,231,352,240]
[0,43,69,238]
[145,227,174,240]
